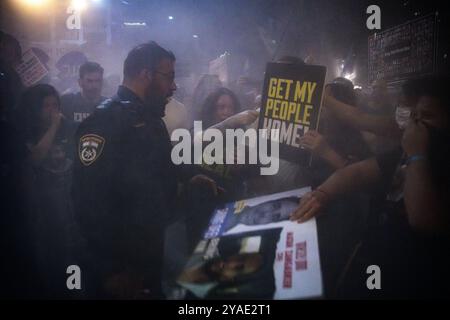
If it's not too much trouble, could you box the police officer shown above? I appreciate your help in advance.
[72,42,180,299]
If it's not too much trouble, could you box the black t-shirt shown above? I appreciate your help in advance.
[61,92,106,123]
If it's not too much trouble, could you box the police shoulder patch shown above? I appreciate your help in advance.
[79,134,105,166]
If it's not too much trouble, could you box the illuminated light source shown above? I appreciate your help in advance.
[192,34,198,39]
[344,72,356,81]
[168,16,174,20]
[71,0,88,11]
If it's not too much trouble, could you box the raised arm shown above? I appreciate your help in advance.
[402,120,449,234]
[28,110,62,166]
[324,86,401,139]
[290,157,382,222]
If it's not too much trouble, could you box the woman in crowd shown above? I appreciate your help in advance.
[189,74,223,124]
[14,84,80,298]
[200,87,242,129]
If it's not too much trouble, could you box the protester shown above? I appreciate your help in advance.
[60,61,106,124]
[14,84,78,298]
[189,74,223,124]
[290,75,450,298]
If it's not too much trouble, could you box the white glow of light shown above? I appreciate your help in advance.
[168,16,174,20]
[71,0,88,11]
[344,72,356,81]
[354,85,362,89]
[193,34,198,38]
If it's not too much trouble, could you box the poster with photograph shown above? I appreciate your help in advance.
[177,188,323,299]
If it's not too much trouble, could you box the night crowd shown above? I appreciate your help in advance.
[1,30,449,300]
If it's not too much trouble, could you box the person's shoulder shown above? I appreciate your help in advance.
[93,97,131,118]
[77,98,134,134]
[79,98,119,124]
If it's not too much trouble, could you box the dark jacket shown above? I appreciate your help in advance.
[72,86,178,280]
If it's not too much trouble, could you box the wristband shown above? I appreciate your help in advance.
[406,154,426,166]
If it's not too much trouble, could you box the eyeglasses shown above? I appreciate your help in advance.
[154,70,175,82]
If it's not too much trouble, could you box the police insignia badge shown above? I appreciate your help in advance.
[79,134,105,166]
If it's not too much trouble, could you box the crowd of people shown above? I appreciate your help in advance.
[1,30,449,300]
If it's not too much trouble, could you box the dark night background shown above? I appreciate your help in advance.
[1,0,448,86]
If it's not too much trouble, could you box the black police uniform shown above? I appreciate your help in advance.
[72,86,178,298]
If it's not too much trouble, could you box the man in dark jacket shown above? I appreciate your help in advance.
[72,42,180,299]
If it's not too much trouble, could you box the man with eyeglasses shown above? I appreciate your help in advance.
[72,42,218,299]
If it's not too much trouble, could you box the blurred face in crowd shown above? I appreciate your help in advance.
[209,253,263,282]
[40,95,59,127]
[413,96,449,131]
[214,94,236,123]
[146,57,177,108]
[79,71,103,101]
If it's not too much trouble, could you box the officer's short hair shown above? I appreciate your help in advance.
[79,61,104,79]
[123,41,175,79]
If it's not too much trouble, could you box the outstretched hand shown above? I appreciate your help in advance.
[290,189,330,223]
[227,110,259,128]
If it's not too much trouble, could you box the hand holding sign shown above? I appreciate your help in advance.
[299,130,330,157]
